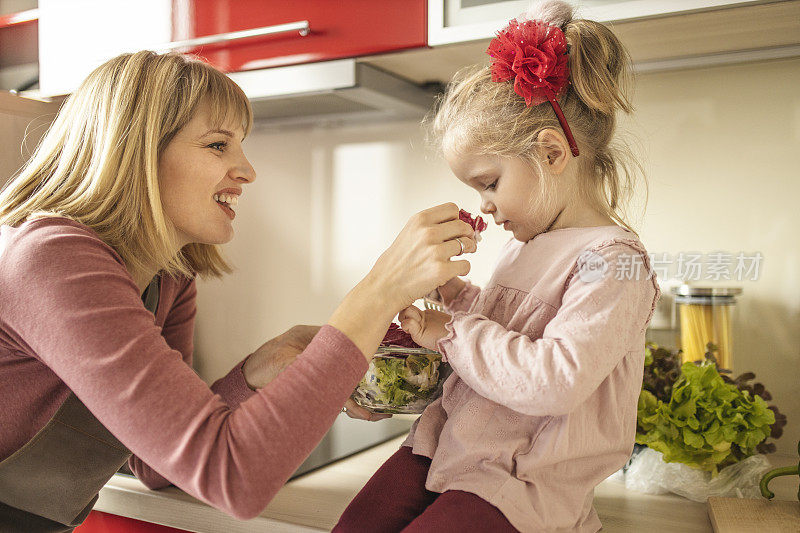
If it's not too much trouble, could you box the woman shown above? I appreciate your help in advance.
[0,51,476,531]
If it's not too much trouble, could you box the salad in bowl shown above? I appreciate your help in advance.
[351,324,450,414]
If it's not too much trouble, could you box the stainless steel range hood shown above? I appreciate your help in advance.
[228,58,438,127]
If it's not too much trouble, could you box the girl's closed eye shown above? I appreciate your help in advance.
[485,179,498,191]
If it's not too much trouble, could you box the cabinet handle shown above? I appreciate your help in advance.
[157,20,310,51]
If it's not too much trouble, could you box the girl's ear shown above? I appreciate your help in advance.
[536,128,571,175]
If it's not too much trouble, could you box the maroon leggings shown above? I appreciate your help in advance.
[333,446,518,533]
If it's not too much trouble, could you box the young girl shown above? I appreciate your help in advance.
[334,1,660,532]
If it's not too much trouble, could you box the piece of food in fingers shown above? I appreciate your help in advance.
[380,322,419,348]
[459,209,488,241]
[350,323,450,414]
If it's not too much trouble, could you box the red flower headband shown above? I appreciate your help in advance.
[487,19,579,157]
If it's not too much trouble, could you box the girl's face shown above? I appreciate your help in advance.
[445,149,565,242]
[158,102,256,249]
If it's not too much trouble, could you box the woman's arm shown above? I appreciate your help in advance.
[3,205,476,519]
[129,278,263,489]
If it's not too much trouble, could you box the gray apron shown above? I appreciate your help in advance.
[0,275,161,532]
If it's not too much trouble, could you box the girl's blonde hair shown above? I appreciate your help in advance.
[430,0,644,234]
[0,50,253,281]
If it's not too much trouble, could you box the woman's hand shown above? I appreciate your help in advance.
[398,306,452,352]
[340,399,392,422]
[242,325,321,390]
[369,203,477,311]
[328,203,477,360]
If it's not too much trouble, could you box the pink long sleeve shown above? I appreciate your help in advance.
[127,276,258,489]
[438,243,658,416]
[0,218,367,520]
[129,361,259,488]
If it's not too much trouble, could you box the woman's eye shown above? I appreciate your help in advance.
[207,141,227,152]
[485,179,498,191]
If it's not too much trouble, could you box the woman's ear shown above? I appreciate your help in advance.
[537,129,571,174]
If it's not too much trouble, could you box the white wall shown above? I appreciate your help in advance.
[194,57,800,457]
[625,57,800,457]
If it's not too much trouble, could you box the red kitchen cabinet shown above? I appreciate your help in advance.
[177,0,427,72]
[39,0,427,96]
[75,511,190,533]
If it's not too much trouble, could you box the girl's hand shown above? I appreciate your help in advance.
[243,325,321,390]
[427,277,467,307]
[398,306,452,352]
[368,203,476,311]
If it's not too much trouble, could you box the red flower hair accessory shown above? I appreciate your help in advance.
[487,19,579,156]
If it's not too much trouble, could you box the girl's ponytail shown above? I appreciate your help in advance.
[564,19,634,116]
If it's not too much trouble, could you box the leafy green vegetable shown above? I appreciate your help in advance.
[352,352,444,414]
[712,350,788,455]
[640,342,786,457]
[636,361,775,474]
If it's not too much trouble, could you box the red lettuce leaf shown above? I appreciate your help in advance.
[459,209,487,233]
[380,322,420,348]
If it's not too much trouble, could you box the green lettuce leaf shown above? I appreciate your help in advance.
[636,361,775,474]
[357,353,441,408]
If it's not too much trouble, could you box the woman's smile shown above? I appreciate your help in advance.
[213,191,240,220]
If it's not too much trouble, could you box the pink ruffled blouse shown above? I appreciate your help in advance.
[403,225,661,532]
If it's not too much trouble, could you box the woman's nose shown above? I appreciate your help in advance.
[480,199,495,214]
[232,156,256,184]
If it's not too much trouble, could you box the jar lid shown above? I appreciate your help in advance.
[670,284,743,297]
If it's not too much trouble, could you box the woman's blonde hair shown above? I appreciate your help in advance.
[429,0,644,234]
[0,50,253,281]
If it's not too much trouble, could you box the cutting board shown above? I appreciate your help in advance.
[707,497,800,532]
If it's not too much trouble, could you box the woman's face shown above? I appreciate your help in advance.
[158,101,256,249]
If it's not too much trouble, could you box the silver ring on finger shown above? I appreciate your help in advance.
[341,406,348,414]
[455,237,465,256]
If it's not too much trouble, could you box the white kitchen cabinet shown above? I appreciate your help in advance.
[365,0,800,84]
[428,0,786,45]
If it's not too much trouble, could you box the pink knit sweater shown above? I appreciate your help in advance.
[0,217,368,520]
[403,226,661,532]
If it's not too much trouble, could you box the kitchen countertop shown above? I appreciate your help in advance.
[94,436,798,532]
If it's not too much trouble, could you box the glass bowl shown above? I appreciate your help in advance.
[351,346,450,414]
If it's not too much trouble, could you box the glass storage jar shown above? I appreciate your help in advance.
[351,346,450,414]
[671,285,742,370]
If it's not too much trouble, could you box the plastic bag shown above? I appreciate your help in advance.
[624,447,773,502]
